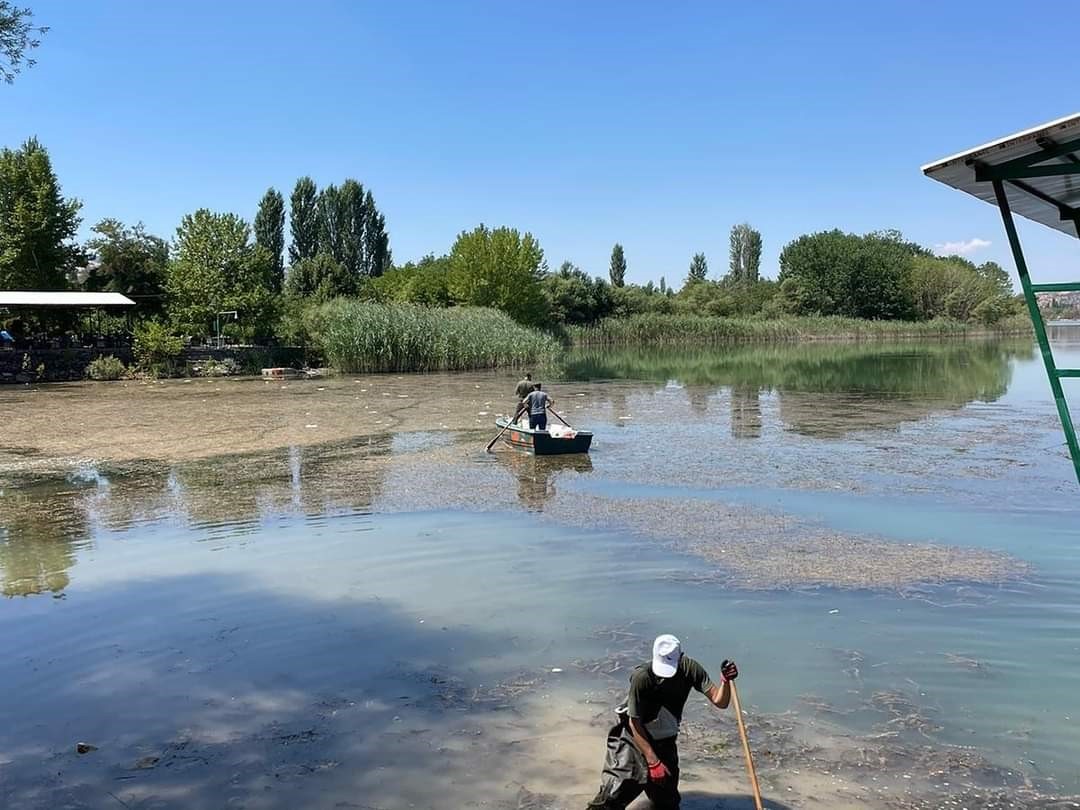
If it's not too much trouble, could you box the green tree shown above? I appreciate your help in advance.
[729,223,762,283]
[609,243,627,287]
[688,252,708,283]
[448,225,549,326]
[910,254,1017,324]
[0,137,81,289]
[254,187,285,291]
[167,209,277,340]
[976,260,1012,297]
[284,252,354,301]
[542,261,614,325]
[1,2,47,83]
[778,229,916,320]
[674,280,734,316]
[367,254,450,306]
[84,219,168,314]
[289,176,319,265]
[363,189,391,277]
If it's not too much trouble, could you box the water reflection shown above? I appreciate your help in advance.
[0,474,96,597]
[0,437,396,594]
[494,452,594,511]
[730,384,762,439]
[563,340,1034,437]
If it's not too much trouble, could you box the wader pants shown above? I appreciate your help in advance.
[585,716,681,809]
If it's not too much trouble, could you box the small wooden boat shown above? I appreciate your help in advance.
[494,417,593,455]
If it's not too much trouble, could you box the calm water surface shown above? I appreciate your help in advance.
[1,334,1079,808]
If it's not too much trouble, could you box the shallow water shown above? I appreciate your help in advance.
[1,335,1079,808]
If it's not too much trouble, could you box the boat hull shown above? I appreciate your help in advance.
[495,418,593,455]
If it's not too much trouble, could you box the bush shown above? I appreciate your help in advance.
[304,299,559,373]
[85,355,127,381]
[133,321,185,377]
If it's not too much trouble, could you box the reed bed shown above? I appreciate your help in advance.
[569,313,1031,346]
[304,299,559,373]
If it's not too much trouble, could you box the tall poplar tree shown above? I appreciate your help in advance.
[254,187,285,291]
[289,177,319,265]
[609,243,627,288]
[688,252,708,283]
[729,223,762,283]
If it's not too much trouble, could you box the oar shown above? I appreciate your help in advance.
[546,405,573,428]
[730,681,765,810]
[486,406,525,452]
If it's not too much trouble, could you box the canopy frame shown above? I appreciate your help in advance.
[924,116,1080,484]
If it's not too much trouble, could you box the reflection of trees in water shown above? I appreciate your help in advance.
[730,385,762,439]
[169,436,393,526]
[687,386,711,416]
[494,452,593,511]
[562,340,1033,437]
[89,463,176,531]
[0,476,96,597]
[0,437,396,598]
[292,435,391,516]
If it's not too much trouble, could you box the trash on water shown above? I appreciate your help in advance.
[76,742,98,754]
[829,609,840,614]
[305,424,318,429]
[551,668,563,673]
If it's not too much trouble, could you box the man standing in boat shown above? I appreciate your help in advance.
[585,634,738,809]
[514,373,535,426]
[522,383,553,431]
[515,372,534,400]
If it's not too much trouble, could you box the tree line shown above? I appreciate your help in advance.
[0,137,1021,350]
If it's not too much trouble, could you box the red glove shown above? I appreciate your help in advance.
[647,760,670,781]
[720,659,738,683]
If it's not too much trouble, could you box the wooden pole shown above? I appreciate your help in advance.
[730,682,764,810]
[486,406,525,452]
[546,405,572,428]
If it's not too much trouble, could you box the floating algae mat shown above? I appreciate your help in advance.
[2,338,1080,808]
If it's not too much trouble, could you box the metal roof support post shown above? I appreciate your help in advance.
[992,180,1080,484]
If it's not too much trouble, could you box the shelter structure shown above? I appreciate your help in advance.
[0,291,136,308]
[923,113,1080,484]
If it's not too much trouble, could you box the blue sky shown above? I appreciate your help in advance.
[3,0,1077,284]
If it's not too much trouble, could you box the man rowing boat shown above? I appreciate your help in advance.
[521,383,554,431]
[585,634,738,809]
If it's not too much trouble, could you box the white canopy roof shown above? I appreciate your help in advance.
[922,113,1080,238]
[0,291,136,307]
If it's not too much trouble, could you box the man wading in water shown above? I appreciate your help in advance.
[586,634,738,809]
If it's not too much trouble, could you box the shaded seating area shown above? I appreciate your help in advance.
[0,291,136,350]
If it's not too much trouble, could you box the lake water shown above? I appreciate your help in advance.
[1,333,1079,809]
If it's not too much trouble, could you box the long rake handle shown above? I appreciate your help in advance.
[730,682,764,810]
[486,406,524,452]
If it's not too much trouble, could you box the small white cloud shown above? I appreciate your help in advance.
[934,238,991,256]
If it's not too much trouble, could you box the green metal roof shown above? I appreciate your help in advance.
[922,113,1080,238]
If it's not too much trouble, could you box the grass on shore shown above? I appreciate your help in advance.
[304,299,559,373]
[568,313,1031,346]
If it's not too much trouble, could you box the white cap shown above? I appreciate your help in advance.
[652,634,682,678]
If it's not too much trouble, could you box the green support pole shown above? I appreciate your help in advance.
[992,180,1080,484]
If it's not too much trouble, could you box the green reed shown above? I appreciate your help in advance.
[304,300,560,373]
[568,314,1031,346]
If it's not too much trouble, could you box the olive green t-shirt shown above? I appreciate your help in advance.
[625,655,714,740]
[515,379,534,398]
